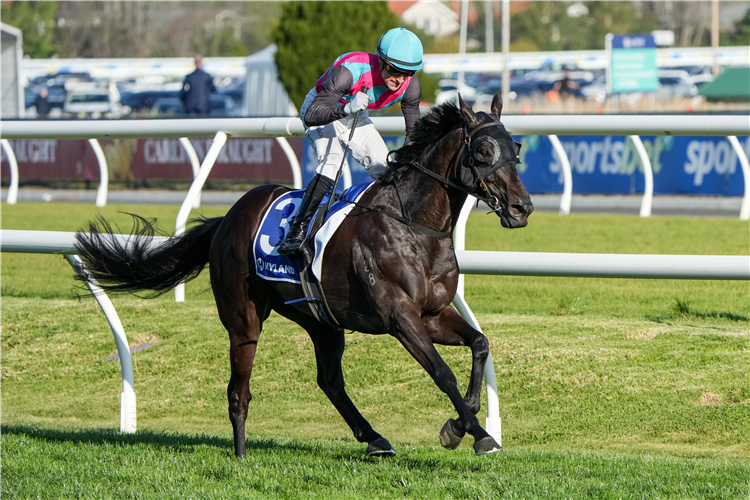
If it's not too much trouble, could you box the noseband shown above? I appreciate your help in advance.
[408,117,514,215]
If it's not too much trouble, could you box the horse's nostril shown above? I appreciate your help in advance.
[511,201,534,218]
[511,204,527,217]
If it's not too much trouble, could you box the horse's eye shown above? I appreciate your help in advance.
[475,145,494,162]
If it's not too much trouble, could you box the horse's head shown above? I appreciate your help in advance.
[455,92,533,228]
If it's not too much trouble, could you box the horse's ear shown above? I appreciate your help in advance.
[458,93,483,127]
[491,91,503,119]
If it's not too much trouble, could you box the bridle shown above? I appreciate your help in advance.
[407,117,517,215]
[347,115,519,239]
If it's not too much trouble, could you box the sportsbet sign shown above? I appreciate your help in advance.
[607,34,658,93]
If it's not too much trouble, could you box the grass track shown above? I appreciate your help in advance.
[3,427,747,499]
[2,201,749,498]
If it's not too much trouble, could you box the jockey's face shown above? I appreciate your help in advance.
[380,59,413,91]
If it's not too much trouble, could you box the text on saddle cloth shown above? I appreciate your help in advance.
[253,182,374,284]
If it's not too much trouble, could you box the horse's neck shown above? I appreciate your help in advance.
[397,132,468,233]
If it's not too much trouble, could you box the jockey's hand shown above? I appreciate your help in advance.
[344,92,370,115]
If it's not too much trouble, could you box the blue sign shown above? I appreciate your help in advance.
[611,34,658,49]
[515,135,748,196]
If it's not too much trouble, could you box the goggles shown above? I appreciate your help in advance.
[383,61,415,78]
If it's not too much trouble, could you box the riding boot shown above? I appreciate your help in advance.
[277,174,333,257]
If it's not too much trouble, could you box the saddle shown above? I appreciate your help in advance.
[253,183,373,331]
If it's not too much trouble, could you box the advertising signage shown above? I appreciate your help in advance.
[607,33,659,93]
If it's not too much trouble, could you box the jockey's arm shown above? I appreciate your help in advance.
[400,76,422,146]
[303,65,353,127]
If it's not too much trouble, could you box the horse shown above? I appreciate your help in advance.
[74,92,533,458]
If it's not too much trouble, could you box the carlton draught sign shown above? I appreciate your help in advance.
[1,137,302,184]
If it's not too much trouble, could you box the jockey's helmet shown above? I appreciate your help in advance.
[377,28,423,73]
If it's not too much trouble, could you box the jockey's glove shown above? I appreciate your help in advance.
[344,92,370,115]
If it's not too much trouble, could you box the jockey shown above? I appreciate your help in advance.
[277,27,423,257]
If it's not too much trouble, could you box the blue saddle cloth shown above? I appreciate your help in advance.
[253,182,373,284]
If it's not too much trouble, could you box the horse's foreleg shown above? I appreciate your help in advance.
[307,326,394,456]
[391,305,501,455]
[423,306,489,415]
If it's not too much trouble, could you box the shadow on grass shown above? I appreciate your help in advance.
[647,298,749,325]
[1,424,363,458]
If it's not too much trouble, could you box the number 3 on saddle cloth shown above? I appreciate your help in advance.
[253,181,374,329]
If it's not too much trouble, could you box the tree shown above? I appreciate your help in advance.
[509,1,658,52]
[51,2,279,59]
[720,5,750,46]
[271,1,401,109]
[0,1,60,58]
[643,1,711,47]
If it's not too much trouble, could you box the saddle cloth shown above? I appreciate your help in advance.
[253,182,374,284]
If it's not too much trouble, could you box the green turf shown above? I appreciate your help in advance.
[2,201,749,498]
[3,427,747,500]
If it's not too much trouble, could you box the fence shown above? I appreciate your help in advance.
[2,115,749,443]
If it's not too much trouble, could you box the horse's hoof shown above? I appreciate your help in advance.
[473,436,502,455]
[367,437,395,457]
[439,418,465,450]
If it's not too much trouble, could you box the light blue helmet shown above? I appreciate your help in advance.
[377,28,423,72]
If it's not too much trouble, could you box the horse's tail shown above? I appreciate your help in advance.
[74,214,223,297]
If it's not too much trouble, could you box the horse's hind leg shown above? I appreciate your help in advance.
[305,324,394,456]
[212,255,267,458]
[217,296,263,458]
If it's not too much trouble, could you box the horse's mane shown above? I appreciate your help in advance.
[381,100,463,182]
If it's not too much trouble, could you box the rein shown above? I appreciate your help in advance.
[335,117,512,239]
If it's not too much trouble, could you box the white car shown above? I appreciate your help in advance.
[63,83,129,119]
[435,79,477,105]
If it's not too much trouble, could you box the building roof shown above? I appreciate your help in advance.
[388,1,419,17]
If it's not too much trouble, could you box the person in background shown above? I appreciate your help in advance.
[35,87,51,119]
[277,27,423,257]
[554,70,580,99]
[179,54,216,116]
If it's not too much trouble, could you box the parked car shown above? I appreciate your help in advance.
[688,73,715,92]
[216,76,245,110]
[118,82,183,112]
[435,79,477,105]
[150,94,241,117]
[25,72,97,110]
[580,73,608,103]
[656,69,698,102]
[62,83,129,119]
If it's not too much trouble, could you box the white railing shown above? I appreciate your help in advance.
[4,115,749,220]
[2,228,748,441]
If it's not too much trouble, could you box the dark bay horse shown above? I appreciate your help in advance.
[74,92,533,457]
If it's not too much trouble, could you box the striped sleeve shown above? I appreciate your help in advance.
[303,65,352,127]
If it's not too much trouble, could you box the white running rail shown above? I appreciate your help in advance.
[3,115,748,219]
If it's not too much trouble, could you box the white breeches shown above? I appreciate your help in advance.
[301,92,389,182]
